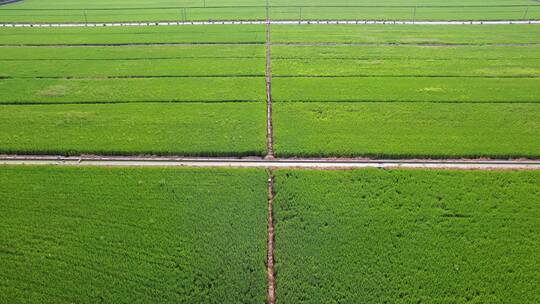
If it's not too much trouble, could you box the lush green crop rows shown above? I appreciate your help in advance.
[274,169,540,303]
[269,25,540,158]
[0,58,263,78]
[0,0,538,22]
[273,46,540,77]
[0,44,263,59]
[272,45,540,60]
[0,103,266,156]
[271,24,540,44]
[273,102,540,158]
[0,25,265,45]
[0,166,268,303]
[1,24,539,157]
[0,0,262,9]
[271,0,536,5]
[269,6,540,21]
[0,29,266,155]
[0,77,264,104]
[273,77,540,103]
[6,0,534,9]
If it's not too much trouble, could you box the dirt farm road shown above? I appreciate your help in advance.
[1,155,539,170]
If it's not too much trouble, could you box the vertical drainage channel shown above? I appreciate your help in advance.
[266,169,276,304]
[265,3,274,159]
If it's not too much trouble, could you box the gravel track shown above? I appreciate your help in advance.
[1,155,539,170]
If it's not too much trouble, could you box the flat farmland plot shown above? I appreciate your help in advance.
[272,77,540,103]
[0,44,265,104]
[0,102,266,156]
[271,25,540,158]
[273,102,540,158]
[0,77,264,104]
[0,25,267,156]
[0,166,267,303]
[0,25,265,45]
[271,24,540,45]
[274,169,540,303]
[1,0,538,22]
[272,45,540,77]
[0,49,264,78]
[269,3,540,21]
[0,0,266,23]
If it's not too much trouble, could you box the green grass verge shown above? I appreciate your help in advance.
[272,45,540,77]
[272,77,540,103]
[271,25,540,44]
[0,25,265,45]
[0,166,267,303]
[0,77,264,104]
[274,169,540,304]
[0,102,266,156]
[273,102,540,158]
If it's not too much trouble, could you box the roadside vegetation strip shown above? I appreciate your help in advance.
[272,102,540,159]
[0,102,266,157]
[273,169,540,303]
[0,77,265,104]
[0,166,268,303]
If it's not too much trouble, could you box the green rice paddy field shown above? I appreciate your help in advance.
[273,169,540,303]
[0,166,268,303]
[0,3,539,304]
[1,24,538,158]
[1,166,539,302]
[0,0,539,22]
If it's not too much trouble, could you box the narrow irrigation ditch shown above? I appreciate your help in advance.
[266,169,276,304]
[265,4,274,159]
[265,2,276,303]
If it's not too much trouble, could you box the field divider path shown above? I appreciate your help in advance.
[265,4,274,159]
[1,155,539,170]
[266,169,276,304]
[1,20,540,28]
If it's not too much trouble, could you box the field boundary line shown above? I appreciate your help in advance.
[265,4,274,159]
[1,155,539,170]
[1,20,540,28]
[266,169,276,304]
